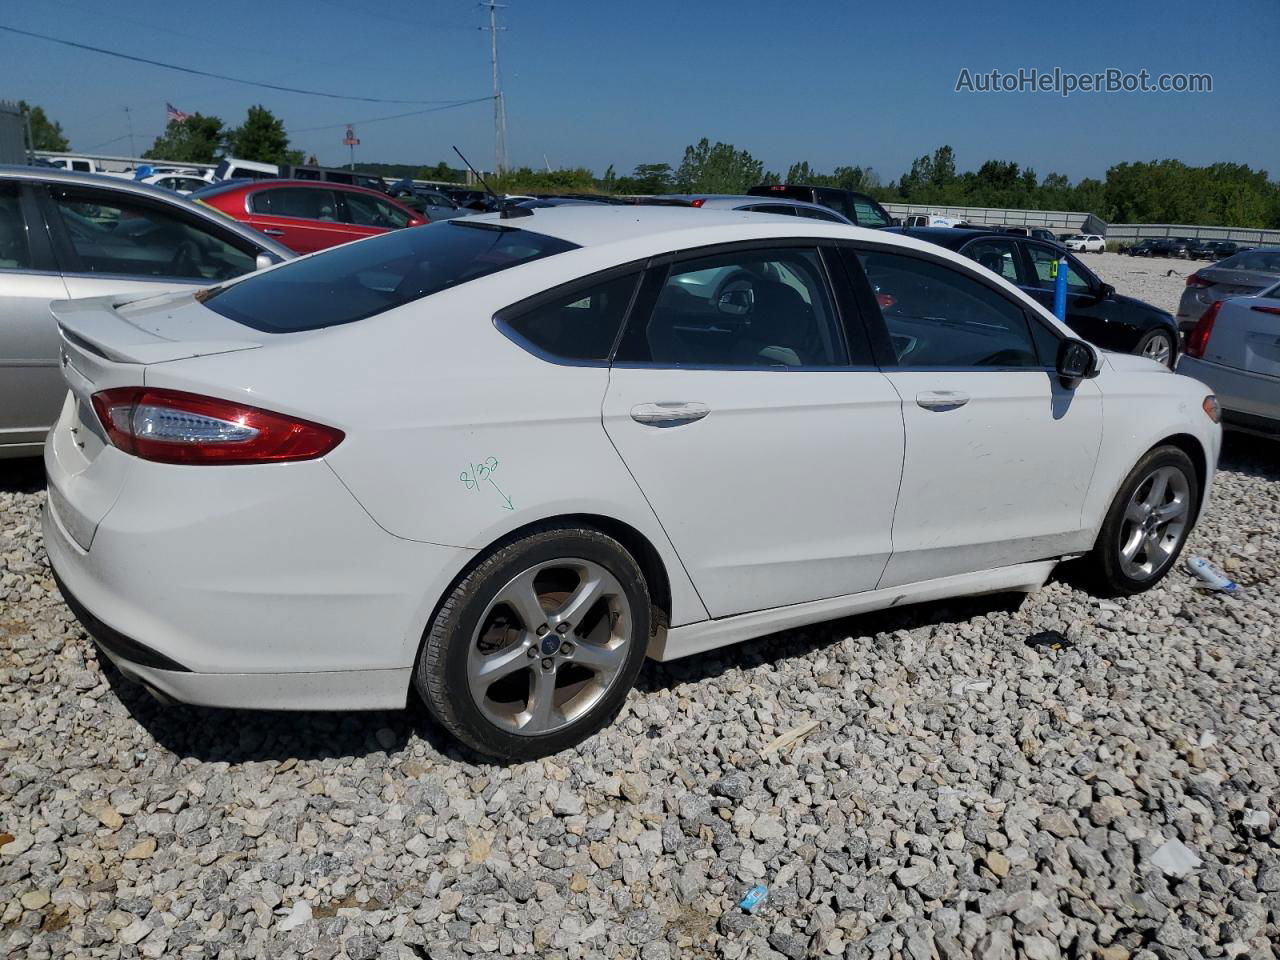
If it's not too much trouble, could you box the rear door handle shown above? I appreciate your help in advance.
[630,402,710,425]
[916,390,970,411]
[261,228,285,237]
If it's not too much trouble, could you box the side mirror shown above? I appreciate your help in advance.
[1095,281,1115,301]
[717,288,754,317]
[1056,338,1098,388]
[255,252,278,271]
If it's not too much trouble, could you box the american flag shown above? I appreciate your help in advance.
[166,103,188,123]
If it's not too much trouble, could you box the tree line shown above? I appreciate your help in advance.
[21,100,1280,228]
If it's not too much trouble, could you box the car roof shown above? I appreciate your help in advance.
[197,178,397,199]
[0,164,294,259]
[887,226,1011,249]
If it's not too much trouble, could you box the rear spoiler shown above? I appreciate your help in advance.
[51,295,264,365]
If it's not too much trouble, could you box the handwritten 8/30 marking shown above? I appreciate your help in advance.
[459,457,514,510]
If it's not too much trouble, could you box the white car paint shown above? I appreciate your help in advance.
[43,208,1221,711]
[1066,235,1106,253]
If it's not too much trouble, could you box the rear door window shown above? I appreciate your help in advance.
[251,187,340,221]
[202,220,578,332]
[343,192,413,229]
[47,187,257,282]
[851,200,890,228]
[500,271,639,361]
[0,183,33,270]
[963,237,1024,284]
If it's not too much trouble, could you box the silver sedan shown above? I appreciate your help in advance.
[0,166,293,458]
[1177,247,1280,334]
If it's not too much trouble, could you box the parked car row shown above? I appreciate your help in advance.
[1121,237,1253,260]
[1176,248,1280,333]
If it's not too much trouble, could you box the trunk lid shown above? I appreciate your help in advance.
[1203,296,1280,379]
[1197,266,1277,300]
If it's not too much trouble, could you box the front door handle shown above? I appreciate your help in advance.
[261,228,285,237]
[916,390,970,411]
[630,402,710,426]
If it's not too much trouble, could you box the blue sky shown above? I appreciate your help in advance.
[5,0,1278,182]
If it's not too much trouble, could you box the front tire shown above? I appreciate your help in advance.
[1088,446,1198,596]
[416,526,651,759]
[1135,328,1177,368]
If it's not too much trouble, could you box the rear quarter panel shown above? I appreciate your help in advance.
[140,260,711,628]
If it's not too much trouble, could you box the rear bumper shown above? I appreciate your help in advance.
[44,441,474,710]
[1176,355,1280,427]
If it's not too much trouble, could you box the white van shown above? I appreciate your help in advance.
[212,157,279,181]
[903,214,962,228]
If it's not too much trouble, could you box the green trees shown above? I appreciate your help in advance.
[225,105,302,165]
[674,139,764,194]
[19,101,69,151]
[144,114,226,164]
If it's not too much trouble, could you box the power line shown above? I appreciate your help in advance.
[0,24,485,105]
[286,96,496,135]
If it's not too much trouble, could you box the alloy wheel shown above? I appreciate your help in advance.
[1118,465,1190,580]
[466,558,631,736]
[1142,333,1174,366]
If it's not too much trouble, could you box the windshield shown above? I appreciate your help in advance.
[201,220,578,332]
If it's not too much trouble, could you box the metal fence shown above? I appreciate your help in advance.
[882,202,1096,232]
[1105,223,1280,246]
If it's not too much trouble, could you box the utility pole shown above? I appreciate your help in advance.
[124,106,135,158]
[480,1,508,174]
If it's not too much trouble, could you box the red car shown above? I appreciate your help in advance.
[194,180,426,254]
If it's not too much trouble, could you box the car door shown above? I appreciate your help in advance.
[601,242,905,618]
[0,180,71,450]
[846,244,1102,587]
[244,186,351,252]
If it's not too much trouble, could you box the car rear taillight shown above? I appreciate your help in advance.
[1185,273,1214,288]
[91,388,344,465]
[690,198,706,208]
[1250,305,1280,316]
[1184,301,1222,359]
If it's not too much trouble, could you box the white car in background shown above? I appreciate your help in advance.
[1177,281,1280,436]
[137,173,213,194]
[1066,234,1106,253]
[44,207,1221,759]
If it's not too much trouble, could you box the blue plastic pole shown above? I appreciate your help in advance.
[1053,255,1069,321]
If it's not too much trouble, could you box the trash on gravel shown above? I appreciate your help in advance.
[762,719,819,754]
[1241,809,1272,831]
[1025,629,1073,651]
[1198,730,1218,749]
[1185,556,1239,593]
[950,678,992,695]
[1149,837,1202,878]
[277,900,312,931]
[738,883,769,913]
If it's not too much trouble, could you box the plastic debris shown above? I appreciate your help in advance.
[1149,837,1202,878]
[1198,730,1218,749]
[278,900,312,931]
[1241,809,1271,830]
[738,884,768,913]
[1025,630,1073,651]
[950,678,992,696]
[1185,556,1238,593]
[762,719,820,754]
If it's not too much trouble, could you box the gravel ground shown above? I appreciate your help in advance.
[3,267,1279,959]
[1076,252,1195,317]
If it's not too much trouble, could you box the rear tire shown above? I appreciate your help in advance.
[1135,328,1177,368]
[1087,446,1198,596]
[415,525,651,760]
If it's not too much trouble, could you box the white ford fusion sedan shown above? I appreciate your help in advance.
[44,207,1221,758]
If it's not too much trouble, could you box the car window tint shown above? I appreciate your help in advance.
[963,238,1022,284]
[1219,250,1280,273]
[202,221,577,333]
[616,247,844,367]
[852,200,890,228]
[795,206,847,223]
[857,251,1040,368]
[1026,245,1090,291]
[503,272,639,361]
[345,192,413,229]
[746,204,798,216]
[0,184,33,270]
[252,187,340,221]
[50,189,256,282]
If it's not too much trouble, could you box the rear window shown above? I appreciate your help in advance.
[1218,249,1280,273]
[201,220,578,332]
